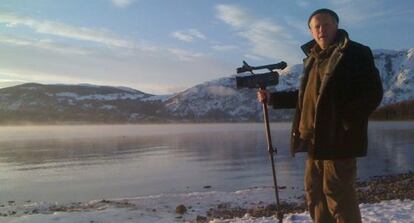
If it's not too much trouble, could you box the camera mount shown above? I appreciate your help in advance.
[235,60,287,222]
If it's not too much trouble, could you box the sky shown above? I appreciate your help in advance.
[0,0,413,94]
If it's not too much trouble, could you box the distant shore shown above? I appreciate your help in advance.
[0,119,413,126]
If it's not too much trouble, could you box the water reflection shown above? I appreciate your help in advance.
[359,122,414,178]
[0,122,412,203]
[0,136,167,167]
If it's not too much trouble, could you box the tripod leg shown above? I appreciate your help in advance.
[262,100,283,222]
[268,151,283,222]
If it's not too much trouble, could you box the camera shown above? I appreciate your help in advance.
[235,61,286,89]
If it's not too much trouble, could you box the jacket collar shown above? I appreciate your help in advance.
[301,29,350,57]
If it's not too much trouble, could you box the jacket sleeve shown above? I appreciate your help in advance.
[269,90,298,109]
[342,47,383,124]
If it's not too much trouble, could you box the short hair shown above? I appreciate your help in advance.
[308,8,339,28]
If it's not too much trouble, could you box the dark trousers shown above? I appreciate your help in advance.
[304,158,362,223]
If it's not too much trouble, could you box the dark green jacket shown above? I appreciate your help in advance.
[270,29,383,159]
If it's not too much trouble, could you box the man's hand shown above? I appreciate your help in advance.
[257,89,269,104]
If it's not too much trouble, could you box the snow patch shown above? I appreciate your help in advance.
[100,105,115,110]
[1,190,413,223]
[142,94,173,102]
[55,92,146,101]
[206,85,238,96]
[7,101,22,110]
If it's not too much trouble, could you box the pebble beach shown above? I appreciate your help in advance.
[1,171,413,223]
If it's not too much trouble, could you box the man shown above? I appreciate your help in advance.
[257,8,383,223]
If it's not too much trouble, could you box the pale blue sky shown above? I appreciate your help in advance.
[0,0,413,94]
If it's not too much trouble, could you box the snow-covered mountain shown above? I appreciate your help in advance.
[0,48,412,124]
[0,83,171,123]
[373,49,414,104]
[165,48,414,121]
[164,64,302,122]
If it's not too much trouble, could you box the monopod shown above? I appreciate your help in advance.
[236,61,286,222]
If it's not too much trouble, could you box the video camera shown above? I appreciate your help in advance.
[235,61,287,89]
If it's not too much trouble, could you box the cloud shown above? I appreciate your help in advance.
[244,54,263,61]
[0,43,231,94]
[171,29,206,42]
[111,0,136,8]
[0,36,230,95]
[215,4,302,63]
[0,34,91,55]
[0,12,139,50]
[171,32,194,42]
[0,12,205,62]
[215,5,252,28]
[326,0,414,27]
[188,29,206,39]
[0,11,213,63]
[211,44,238,51]
[0,67,93,85]
[167,48,205,61]
[0,12,231,94]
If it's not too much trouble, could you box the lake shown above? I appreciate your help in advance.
[0,122,413,204]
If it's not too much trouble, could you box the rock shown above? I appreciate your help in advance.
[175,204,187,214]
[204,177,414,222]
[196,215,208,223]
[207,203,246,219]
[217,203,231,209]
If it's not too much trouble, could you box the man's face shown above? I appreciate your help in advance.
[309,13,338,49]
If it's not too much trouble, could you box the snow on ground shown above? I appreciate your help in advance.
[1,186,413,223]
[216,200,414,223]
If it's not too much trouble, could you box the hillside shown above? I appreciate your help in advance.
[0,83,171,124]
[372,99,414,120]
[0,48,413,124]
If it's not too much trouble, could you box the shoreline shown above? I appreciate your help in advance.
[205,171,414,221]
[1,120,413,127]
[1,171,413,222]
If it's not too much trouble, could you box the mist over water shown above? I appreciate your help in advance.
[0,122,413,203]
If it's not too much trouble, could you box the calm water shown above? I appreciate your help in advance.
[0,122,413,203]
